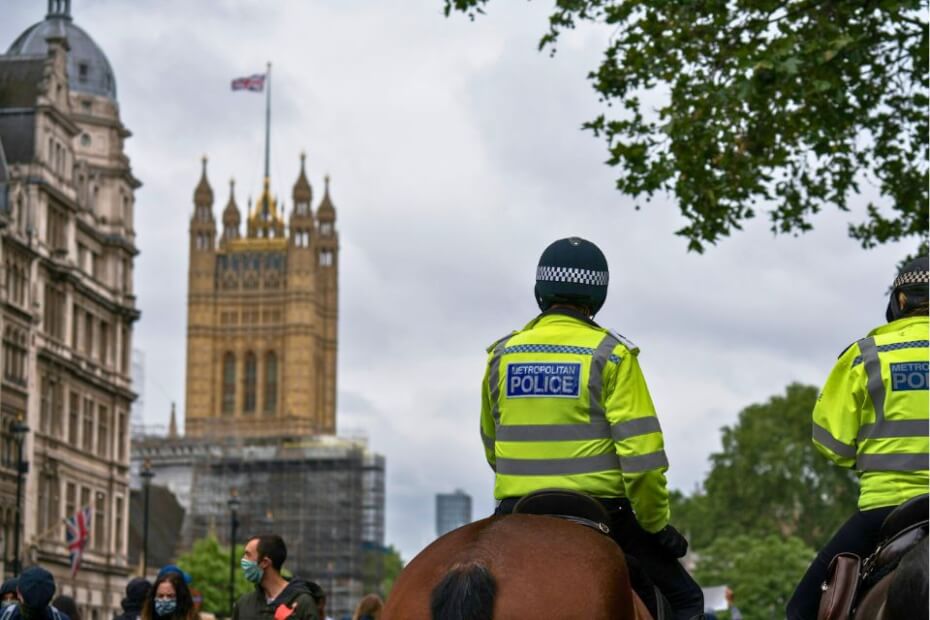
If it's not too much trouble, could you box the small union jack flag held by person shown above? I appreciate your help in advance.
[65,506,92,577]
[231,74,265,92]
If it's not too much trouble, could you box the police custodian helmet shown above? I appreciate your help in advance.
[535,237,609,315]
[886,255,929,322]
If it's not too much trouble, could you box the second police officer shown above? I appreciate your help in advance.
[787,256,930,619]
[480,237,704,620]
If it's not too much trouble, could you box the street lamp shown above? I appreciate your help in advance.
[228,488,241,614]
[140,459,155,577]
[11,415,29,577]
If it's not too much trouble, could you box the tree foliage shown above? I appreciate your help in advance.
[694,534,814,620]
[380,545,406,596]
[177,536,251,617]
[361,544,406,597]
[676,384,860,549]
[445,0,929,253]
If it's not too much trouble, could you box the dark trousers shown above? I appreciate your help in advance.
[496,497,704,620]
[786,505,896,620]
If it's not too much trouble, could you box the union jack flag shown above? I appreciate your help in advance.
[231,74,266,92]
[65,506,92,577]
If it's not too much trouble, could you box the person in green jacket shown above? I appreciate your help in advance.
[233,535,319,620]
[787,256,929,620]
[482,237,703,620]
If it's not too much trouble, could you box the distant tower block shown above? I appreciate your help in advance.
[184,154,339,438]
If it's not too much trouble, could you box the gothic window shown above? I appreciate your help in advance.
[97,405,109,459]
[68,391,79,445]
[243,353,257,413]
[319,250,333,267]
[40,374,50,433]
[43,284,66,341]
[46,205,67,251]
[264,352,278,415]
[116,411,127,461]
[3,326,27,386]
[222,353,236,414]
[115,495,124,552]
[94,491,105,551]
[320,222,333,236]
[82,398,94,452]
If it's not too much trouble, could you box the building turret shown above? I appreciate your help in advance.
[316,174,337,239]
[222,178,241,244]
[314,174,339,432]
[247,177,285,239]
[190,156,215,253]
[290,153,313,248]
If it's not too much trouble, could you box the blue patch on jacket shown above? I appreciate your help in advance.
[506,363,581,398]
[891,362,929,391]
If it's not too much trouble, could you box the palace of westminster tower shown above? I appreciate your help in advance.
[184,156,339,438]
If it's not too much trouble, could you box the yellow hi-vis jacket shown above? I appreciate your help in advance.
[480,310,670,533]
[812,315,929,511]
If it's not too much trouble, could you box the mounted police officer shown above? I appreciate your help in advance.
[481,237,704,620]
[787,256,930,619]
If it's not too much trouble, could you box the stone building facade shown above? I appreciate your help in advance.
[0,2,139,618]
[184,154,339,438]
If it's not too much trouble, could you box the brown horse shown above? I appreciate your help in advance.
[382,514,653,620]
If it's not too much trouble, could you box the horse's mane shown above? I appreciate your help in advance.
[429,559,496,620]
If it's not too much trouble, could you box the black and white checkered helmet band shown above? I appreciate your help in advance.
[894,270,929,289]
[536,266,609,286]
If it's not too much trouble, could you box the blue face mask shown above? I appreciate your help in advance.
[154,599,177,617]
[1,602,15,609]
[241,558,264,584]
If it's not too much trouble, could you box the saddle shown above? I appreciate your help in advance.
[513,488,612,535]
[818,494,929,620]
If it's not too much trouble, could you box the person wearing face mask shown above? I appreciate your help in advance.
[0,579,18,610]
[0,567,68,620]
[140,572,197,620]
[233,535,319,620]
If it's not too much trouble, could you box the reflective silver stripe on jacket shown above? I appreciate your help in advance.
[495,452,621,476]
[487,335,514,426]
[587,333,621,423]
[480,430,495,451]
[812,422,857,459]
[496,421,611,442]
[859,337,886,425]
[858,419,930,441]
[856,453,930,472]
[619,450,669,473]
[611,417,662,442]
[856,337,929,441]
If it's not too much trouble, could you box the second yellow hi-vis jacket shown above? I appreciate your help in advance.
[812,315,929,511]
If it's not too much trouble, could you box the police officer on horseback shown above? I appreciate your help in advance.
[481,237,704,620]
[787,256,930,619]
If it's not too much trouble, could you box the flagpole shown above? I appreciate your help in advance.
[264,61,271,180]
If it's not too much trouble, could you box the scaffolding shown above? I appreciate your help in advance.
[132,435,385,619]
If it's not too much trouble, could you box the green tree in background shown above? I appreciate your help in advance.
[177,536,251,616]
[696,384,859,549]
[380,545,405,596]
[694,535,815,620]
[361,544,406,597]
[445,0,928,254]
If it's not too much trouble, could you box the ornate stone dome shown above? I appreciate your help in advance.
[7,0,117,100]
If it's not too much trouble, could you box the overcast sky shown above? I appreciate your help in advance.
[1,0,913,562]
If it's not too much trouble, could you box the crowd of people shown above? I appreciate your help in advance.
[0,534,382,620]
